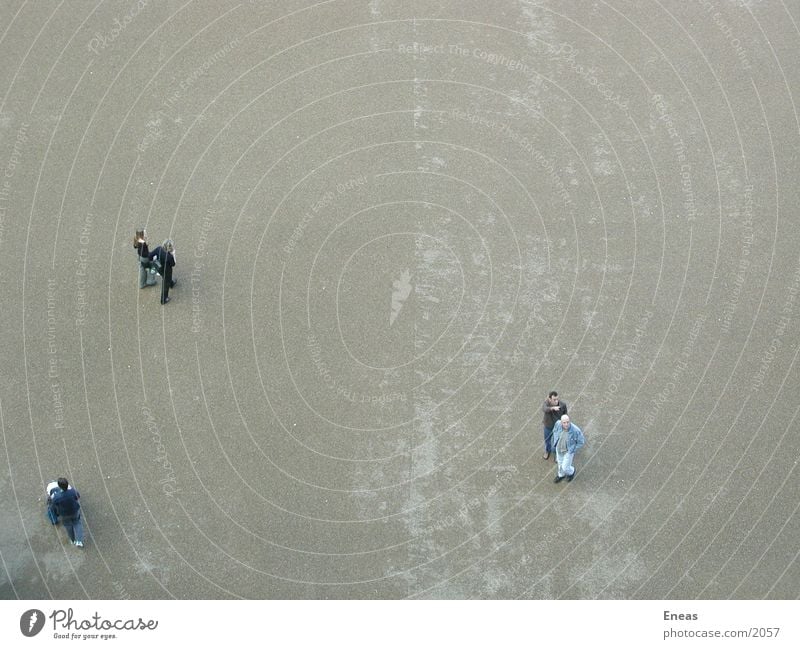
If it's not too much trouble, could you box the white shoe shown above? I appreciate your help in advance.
[73,540,84,548]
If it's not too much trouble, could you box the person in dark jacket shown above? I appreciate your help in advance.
[49,477,84,547]
[133,229,157,289]
[541,391,568,460]
[150,238,176,304]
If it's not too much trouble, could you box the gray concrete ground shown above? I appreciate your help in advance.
[0,0,798,599]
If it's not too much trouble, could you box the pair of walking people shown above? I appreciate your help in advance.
[47,477,84,547]
[541,391,585,483]
[133,230,177,304]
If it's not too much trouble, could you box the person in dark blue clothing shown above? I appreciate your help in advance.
[150,238,176,304]
[49,477,84,547]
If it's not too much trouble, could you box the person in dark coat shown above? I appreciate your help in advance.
[133,229,157,289]
[150,238,176,304]
[49,477,85,547]
[541,390,568,460]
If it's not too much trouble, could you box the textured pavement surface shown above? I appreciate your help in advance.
[0,0,799,599]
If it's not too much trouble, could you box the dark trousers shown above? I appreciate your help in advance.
[543,425,555,454]
[61,513,84,543]
[161,267,175,303]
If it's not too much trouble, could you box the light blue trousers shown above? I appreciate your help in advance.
[555,450,575,478]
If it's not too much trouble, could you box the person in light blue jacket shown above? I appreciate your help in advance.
[551,414,585,483]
